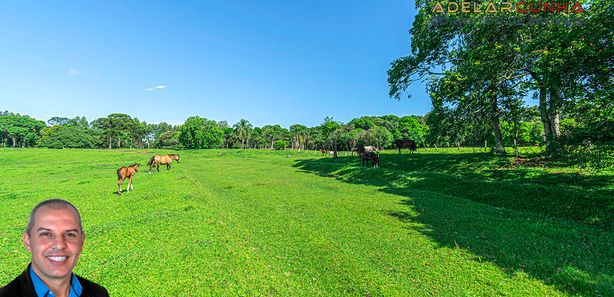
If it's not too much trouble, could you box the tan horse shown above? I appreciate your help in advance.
[117,163,139,195]
[148,154,180,172]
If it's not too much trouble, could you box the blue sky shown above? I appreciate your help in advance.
[0,1,430,128]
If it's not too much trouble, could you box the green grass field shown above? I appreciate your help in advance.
[0,148,612,296]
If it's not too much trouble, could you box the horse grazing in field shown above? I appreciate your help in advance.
[148,154,180,172]
[395,139,417,154]
[320,149,327,156]
[361,152,380,168]
[117,163,139,195]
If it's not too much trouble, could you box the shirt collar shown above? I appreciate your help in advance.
[29,265,83,297]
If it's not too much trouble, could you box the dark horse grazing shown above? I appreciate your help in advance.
[361,152,380,168]
[117,163,139,195]
[395,139,417,154]
[148,154,180,172]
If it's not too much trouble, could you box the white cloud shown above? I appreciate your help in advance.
[68,68,80,76]
[146,85,167,91]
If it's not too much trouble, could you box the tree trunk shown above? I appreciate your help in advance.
[108,136,112,149]
[532,72,561,155]
[333,139,338,158]
[549,88,561,141]
[489,93,506,154]
[539,84,556,154]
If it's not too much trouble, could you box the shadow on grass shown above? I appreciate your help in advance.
[293,153,614,296]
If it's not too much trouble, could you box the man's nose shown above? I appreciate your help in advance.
[53,236,67,249]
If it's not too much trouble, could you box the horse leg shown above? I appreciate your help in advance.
[128,175,133,191]
[167,163,171,170]
[156,163,160,172]
[118,178,123,195]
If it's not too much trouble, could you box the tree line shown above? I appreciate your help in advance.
[0,110,546,151]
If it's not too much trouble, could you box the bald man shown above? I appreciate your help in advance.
[0,199,108,297]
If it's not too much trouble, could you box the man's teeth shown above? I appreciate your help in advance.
[47,256,67,261]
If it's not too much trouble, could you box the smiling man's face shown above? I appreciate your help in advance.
[23,205,85,283]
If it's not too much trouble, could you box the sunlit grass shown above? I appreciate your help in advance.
[0,148,612,296]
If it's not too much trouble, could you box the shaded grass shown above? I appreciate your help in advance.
[294,148,614,296]
[0,148,611,296]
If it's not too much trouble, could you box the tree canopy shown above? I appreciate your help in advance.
[388,0,613,154]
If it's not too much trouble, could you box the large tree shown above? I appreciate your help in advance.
[178,116,224,149]
[388,0,612,154]
[91,113,134,149]
[0,114,45,147]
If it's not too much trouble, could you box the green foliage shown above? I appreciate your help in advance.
[91,113,146,149]
[289,124,308,150]
[47,117,71,126]
[389,0,613,154]
[561,95,614,145]
[273,139,288,150]
[37,126,94,148]
[501,120,544,146]
[398,116,427,146]
[557,143,614,170]
[178,116,224,149]
[155,130,180,148]
[232,119,253,149]
[0,113,46,147]
[261,124,289,149]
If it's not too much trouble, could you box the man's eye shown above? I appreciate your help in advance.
[39,232,52,238]
[65,233,77,238]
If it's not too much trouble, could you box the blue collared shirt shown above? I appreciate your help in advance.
[30,266,83,297]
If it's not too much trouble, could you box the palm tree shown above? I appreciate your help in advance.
[289,124,307,151]
[233,119,253,149]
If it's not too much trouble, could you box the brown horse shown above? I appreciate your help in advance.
[148,154,180,172]
[117,163,139,195]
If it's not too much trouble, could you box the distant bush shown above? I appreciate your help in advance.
[273,140,288,150]
[37,126,94,148]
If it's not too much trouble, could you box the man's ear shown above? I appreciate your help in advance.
[22,232,32,252]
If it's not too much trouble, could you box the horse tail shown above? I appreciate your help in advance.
[117,167,123,179]
[148,155,156,166]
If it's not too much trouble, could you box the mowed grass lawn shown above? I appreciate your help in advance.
[0,148,612,296]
